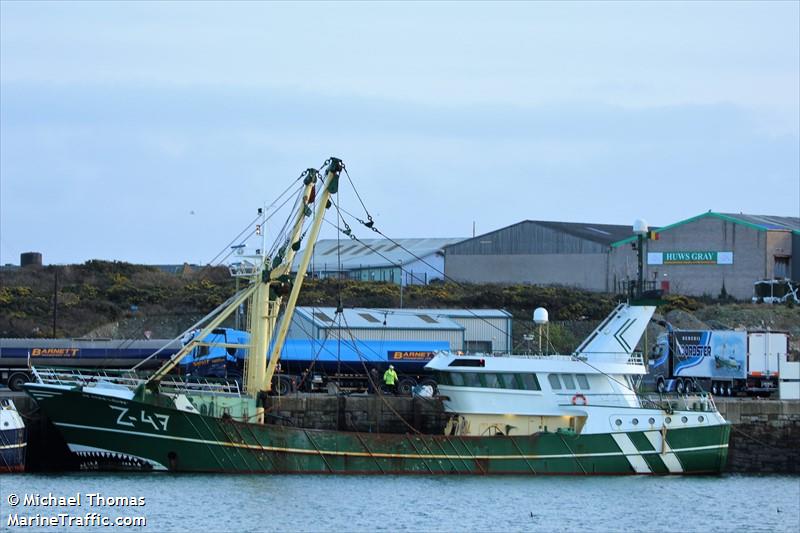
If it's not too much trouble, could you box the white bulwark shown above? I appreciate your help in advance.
[288,307,512,354]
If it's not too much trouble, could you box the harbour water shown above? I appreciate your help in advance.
[2,473,798,532]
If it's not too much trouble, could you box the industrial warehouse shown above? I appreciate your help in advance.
[442,219,636,292]
[294,237,464,285]
[288,211,799,301]
[444,212,798,300]
[611,212,800,300]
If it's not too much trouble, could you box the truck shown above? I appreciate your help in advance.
[0,337,181,391]
[0,328,450,395]
[752,279,799,304]
[647,324,789,397]
[179,327,449,395]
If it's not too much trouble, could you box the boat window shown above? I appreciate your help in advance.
[448,359,486,367]
[482,373,501,388]
[562,374,576,389]
[500,373,517,389]
[462,372,481,387]
[576,374,590,389]
[520,373,541,391]
[436,373,450,386]
[449,372,464,386]
[548,374,562,390]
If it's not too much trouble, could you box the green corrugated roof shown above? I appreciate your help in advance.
[610,212,800,247]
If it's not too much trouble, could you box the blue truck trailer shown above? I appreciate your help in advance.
[1,328,451,394]
[179,327,449,394]
[0,337,182,391]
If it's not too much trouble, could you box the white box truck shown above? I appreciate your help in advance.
[648,326,789,397]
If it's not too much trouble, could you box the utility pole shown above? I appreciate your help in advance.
[398,262,404,308]
[52,267,58,337]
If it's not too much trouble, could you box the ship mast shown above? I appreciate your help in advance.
[261,158,342,394]
[243,167,320,399]
[142,160,341,398]
[244,158,342,423]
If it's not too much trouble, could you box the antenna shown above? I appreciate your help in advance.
[260,204,267,261]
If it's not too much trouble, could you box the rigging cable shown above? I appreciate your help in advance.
[329,177,643,397]
[338,311,424,435]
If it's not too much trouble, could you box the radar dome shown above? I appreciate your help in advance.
[533,307,549,325]
[633,219,648,234]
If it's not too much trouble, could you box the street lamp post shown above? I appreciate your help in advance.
[633,219,648,298]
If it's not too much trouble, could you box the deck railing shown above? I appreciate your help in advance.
[31,367,241,396]
[489,351,645,366]
[557,391,718,413]
[639,392,717,413]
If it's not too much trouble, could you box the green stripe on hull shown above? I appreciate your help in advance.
[626,432,669,474]
[669,424,731,474]
[27,386,730,475]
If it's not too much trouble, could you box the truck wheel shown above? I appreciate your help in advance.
[275,376,293,395]
[725,384,732,397]
[711,382,719,395]
[7,372,29,392]
[656,378,666,394]
[685,379,694,393]
[397,378,416,396]
[675,379,685,395]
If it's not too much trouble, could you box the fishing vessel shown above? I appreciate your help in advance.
[24,158,730,474]
[0,399,26,472]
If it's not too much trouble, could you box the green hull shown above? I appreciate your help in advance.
[26,385,730,475]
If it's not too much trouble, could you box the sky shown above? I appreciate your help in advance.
[1,1,798,265]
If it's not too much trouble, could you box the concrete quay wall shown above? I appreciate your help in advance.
[264,394,449,435]
[715,398,800,474]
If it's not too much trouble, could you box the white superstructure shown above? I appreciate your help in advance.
[426,303,726,438]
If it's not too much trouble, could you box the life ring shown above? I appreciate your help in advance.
[571,393,588,406]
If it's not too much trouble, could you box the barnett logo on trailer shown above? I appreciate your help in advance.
[31,348,80,357]
[388,351,436,361]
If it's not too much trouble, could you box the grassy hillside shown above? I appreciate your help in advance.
[1,261,797,354]
[0,261,234,339]
[0,261,619,339]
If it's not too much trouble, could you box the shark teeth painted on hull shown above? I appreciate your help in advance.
[67,443,166,471]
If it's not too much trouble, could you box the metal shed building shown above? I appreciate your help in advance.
[444,220,636,292]
[288,307,513,353]
[288,307,466,350]
[376,308,513,354]
[294,238,465,285]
